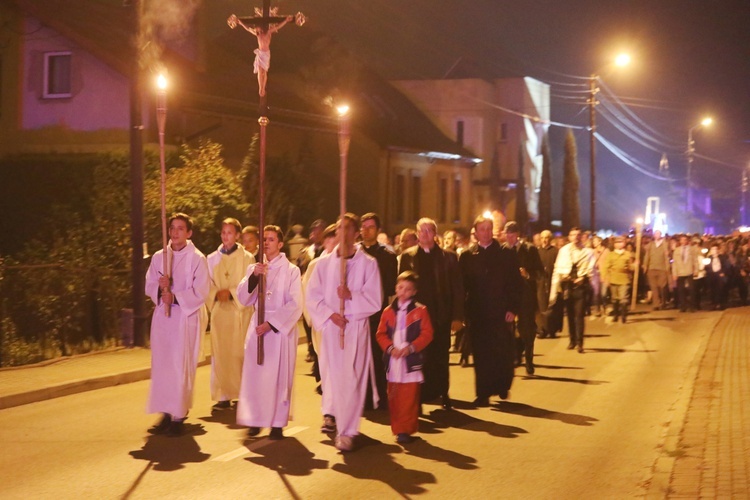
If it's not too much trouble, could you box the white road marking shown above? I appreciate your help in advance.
[212,426,308,462]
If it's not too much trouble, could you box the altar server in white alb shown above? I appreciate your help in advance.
[145,213,210,437]
[206,218,255,411]
[305,213,382,452]
[236,225,303,440]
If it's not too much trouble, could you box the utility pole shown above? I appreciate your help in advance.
[129,0,146,346]
[588,75,598,232]
[742,167,749,226]
[686,128,694,214]
[686,118,712,216]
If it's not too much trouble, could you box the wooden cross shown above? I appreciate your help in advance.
[227,0,305,111]
[226,1,304,364]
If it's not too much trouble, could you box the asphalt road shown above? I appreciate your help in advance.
[0,309,720,499]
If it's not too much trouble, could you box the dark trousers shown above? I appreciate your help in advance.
[302,317,319,381]
[471,320,515,398]
[565,286,587,347]
[646,270,670,308]
[421,321,451,402]
[365,312,388,409]
[707,273,728,309]
[676,275,695,311]
[515,311,537,364]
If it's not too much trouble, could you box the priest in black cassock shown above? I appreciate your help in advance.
[459,215,523,406]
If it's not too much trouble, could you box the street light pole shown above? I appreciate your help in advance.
[588,75,598,232]
[686,117,712,215]
[742,166,749,226]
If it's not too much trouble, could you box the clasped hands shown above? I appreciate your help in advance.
[158,275,174,305]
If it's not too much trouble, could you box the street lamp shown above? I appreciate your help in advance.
[589,53,631,232]
[686,117,713,213]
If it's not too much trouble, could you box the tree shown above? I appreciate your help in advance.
[537,133,553,230]
[239,133,323,231]
[1,141,251,365]
[515,142,529,235]
[562,129,581,232]
[145,139,250,252]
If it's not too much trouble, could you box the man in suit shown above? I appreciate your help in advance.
[504,221,543,375]
[399,217,464,409]
[537,230,560,338]
[672,234,699,312]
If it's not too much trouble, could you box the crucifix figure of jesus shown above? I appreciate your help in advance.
[227,1,305,98]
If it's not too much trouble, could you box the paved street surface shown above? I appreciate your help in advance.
[0,307,746,499]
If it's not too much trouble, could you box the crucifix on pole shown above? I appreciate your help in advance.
[227,1,305,364]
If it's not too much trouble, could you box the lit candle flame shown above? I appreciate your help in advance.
[336,104,350,117]
[157,74,168,91]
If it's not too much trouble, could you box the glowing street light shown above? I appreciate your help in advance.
[686,117,713,213]
[615,53,631,67]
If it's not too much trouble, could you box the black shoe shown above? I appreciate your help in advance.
[166,420,184,437]
[147,414,171,435]
[567,343,575,350]
[212,400,231,411]
[321,415,336,434]
[269,427,284,440]
[460,356,469,367]
[247,427,261,437]
[473,396,490,407]
[396,433,414,444]
[525,360,535,375]
[577,345,584,353]
[441,394,453,410]
[498,389,509,400]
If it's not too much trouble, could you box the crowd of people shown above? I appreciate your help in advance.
[142,211,750,451]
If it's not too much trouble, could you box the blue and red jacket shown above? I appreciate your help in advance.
[376,298,434,374]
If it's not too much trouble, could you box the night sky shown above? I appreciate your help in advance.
[219,0,750,231]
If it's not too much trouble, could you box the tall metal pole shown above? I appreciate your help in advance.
[129,0,146,347]
[588,75,598,233]
[742,167,749,226]
[631,218,643,310]
[686,128,694,214]
[337,106,351,350]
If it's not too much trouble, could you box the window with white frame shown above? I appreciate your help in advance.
[43,52,72,98]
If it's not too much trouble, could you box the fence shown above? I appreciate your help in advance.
[0,261,139,367]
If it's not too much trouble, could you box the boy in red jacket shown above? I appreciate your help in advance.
[376,271,434,444]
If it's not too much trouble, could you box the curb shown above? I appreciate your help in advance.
[0,329,308,410]
[0,358,209,411]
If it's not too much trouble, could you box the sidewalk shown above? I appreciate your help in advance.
[664,307,750,498]
[0,325,308,410]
